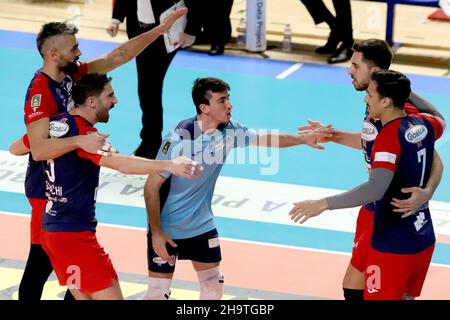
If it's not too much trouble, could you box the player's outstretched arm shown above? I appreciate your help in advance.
[299,119,362,150]
[99,153,202,178]
[88,8,188,74]
[289,168,394,224]
[391,150,443,218]
[144,174,177,261]
[255,126,333,149]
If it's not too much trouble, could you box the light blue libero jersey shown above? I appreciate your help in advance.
[155,117,257,239]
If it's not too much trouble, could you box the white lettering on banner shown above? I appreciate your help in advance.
[0,151,450,236]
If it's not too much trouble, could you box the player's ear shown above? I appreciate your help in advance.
[199,103,209,114]
[382,96,392,108]
[369,66,380,75]
[86,96,97,108]
[49,47,59,60]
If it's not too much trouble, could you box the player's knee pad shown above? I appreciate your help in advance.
[141,277,172,300]
[197,266,224,300]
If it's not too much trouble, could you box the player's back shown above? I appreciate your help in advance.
[372,114,439,254]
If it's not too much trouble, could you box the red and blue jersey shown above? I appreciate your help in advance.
[22,62,88,200]
[361,102,419,211]
[42,112,103,232]
[370,114,443,254]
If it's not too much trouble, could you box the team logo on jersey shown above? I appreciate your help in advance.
[414,212,428,231]
[30,94,41,112]
[405,124,428,144]
[153,255,176,267]
[361,121,378,142]
[153,257,168,266]
[162,141,171,155]
[49,120,70,138]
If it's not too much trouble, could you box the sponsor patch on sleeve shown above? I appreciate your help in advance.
[374,152,397,164]
[162,141,171,155]
[31,94,41,107]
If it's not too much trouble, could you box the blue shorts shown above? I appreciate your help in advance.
[147,228,222,273]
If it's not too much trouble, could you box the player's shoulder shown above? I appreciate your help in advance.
[29,71,52,91]
[173,117,200,141]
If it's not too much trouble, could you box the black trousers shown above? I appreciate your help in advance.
[204,0,233,46]
[134,36,176,159]
[300,0,353,46]
[126,21,177,159]
[18,244,74,300]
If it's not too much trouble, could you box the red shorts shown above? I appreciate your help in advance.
[350,206,374,272]
[28,198,46,245]
[41,230,118,293]
[364,244,434,300]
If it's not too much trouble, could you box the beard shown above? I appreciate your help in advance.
[60,59,79,75]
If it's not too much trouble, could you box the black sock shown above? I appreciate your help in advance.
[343,288,364,301]
[64,289,75,301]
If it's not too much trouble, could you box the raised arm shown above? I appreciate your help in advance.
[90,7,188,74]
[144,174,177,261]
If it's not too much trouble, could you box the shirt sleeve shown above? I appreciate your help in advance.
[71,61,88,82]
[371,124,401,172]
[404,102,419,115]
[24,83,58,125]
[229,120,258,148]
[414,114,444,141]
[155,131,184,178]
[22,134,30,149]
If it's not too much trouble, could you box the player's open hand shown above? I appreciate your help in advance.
[78,132,111,155]
[391,187,431,218]
[289,199,328,224]
[170,156,203,178]
[159,7,188,33]
[96,138,119,157]
[152,230,177,262]
[300,125,334,149]
[299,119,335,143]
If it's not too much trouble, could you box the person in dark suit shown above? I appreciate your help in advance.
[203,0,234,55]
[107,0,201,159]
[300,0,354,63]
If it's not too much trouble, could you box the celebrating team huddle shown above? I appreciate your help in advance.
[9,8,446,301]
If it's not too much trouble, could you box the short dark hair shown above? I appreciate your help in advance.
[371,69,411,108]
[36,22,78,57]
[72,73,112,106]
[192,77,230,114]
[352,39,393,69]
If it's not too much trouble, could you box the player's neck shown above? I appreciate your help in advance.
[381,107,406,125]
[69,107,97,125]
[196,114,220,134]
[42,62,66,83]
